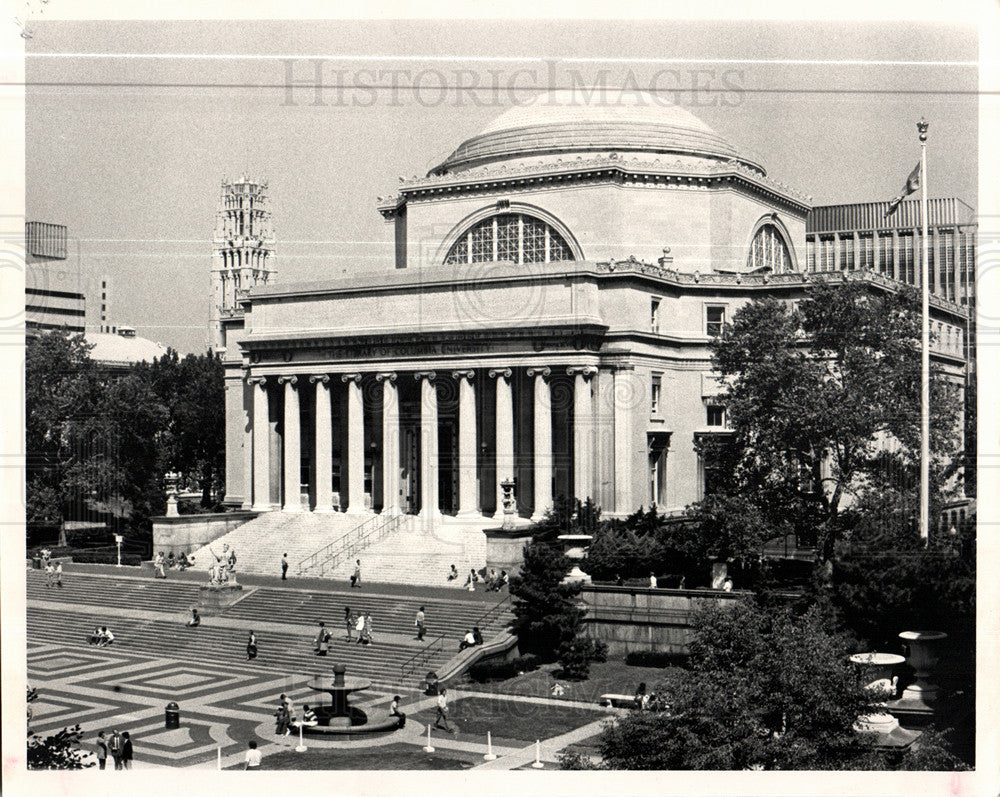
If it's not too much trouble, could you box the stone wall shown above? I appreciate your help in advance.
[151,511,257,556]
[579,583,745,654]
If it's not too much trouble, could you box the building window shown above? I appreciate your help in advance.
[706,405,726,427]
[840,235,854,270]
[705,305,725,337]
[651,375,662,415]
[444,213,575,265]
[747,223,793,273]
[650,297,661,333]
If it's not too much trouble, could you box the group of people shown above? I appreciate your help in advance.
[633,682,668,712]
[88,626,115,647]
[273,694,318,735]
[460,567,509,592]
[311,609,375,649]
[458,627,484,651]
[43,560,63,588]
[94,729,133,769]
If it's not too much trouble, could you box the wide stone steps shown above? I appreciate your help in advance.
[185,511,370,579]
[26,605,428,688]
[27,572,511,641]
[223,589,511,641]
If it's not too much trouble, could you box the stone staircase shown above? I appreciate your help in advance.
[186,511,370,579]
[186,511,498,589]
[342,514,492,588]
[26,570,514,689]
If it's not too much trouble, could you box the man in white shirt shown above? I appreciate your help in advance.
[244,740,262,769]
[459,630,476,651]
[434,688,456,733]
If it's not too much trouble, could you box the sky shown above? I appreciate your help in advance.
[24,18,979,355]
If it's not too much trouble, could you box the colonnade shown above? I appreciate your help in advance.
[245,365,600,519]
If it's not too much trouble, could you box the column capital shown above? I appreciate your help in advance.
[566,365,598,379]
[341,373,363,384]
[278,375,298,386]
[488,367,512,380]
[309,374,330,385]
[413,371,436,382]
[247,375,268,386]
[526,366,551,378]
[375,371,397,383]
[452,369,475,381]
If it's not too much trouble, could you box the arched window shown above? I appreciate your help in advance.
[746,223,793,273]
[444,213,575,265]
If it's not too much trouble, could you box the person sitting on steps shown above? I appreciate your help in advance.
[447,564,459,581]
[186,609,201,627]
[459,629,476,651]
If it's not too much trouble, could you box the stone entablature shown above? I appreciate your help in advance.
[376,154,811,219]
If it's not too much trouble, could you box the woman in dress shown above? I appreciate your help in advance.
[246,630,258,660]
[363,613,373,645]
[354,614,366,644]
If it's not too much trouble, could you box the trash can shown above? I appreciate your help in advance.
[32,557,41,569]
[165,702,180,729]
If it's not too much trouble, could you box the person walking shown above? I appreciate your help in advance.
[246,630,258,661]
[354,613,366,644]
[314,621,330,656]
[434,688,456,734]
[54,562,63,588]
[44,561,54,587]
[274,700,291,736]
[344,607,354,642]
[120,732,133,769]
[281,553,289,580]
[350,559,362,588]
[108,729,125,770]
[414,606,426,641]
[364,613,373,645]
[244,740,262,770]
[154,552,167,579]
[95,731,109,770]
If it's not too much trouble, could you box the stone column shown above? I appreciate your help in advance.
[568,366,597,503]
[279,375,301,512]
[342,373,366,514]
[310,375,333,512]
[527,367,552,522]
[377,372,399,514]
[250,376,271,511]
[613,366,635,514]
[490,368,514,520]
[453,369,479,517]
[415,372,440,518]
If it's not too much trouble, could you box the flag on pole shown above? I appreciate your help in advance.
[885,162,921,217]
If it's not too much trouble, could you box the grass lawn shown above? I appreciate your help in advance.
[462,659,682,706]
[231,744,482,770]
[408,696,606,743]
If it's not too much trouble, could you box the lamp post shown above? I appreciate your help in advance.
[114,534,123,567]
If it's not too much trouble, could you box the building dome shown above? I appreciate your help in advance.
[432,89,764,175]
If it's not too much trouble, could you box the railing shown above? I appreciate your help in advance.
[400,593,513,680]
[296,512,407,578]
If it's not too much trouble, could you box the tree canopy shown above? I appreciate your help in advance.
[703,278,963,562]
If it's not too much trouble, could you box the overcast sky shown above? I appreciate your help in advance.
[25,18,978,354]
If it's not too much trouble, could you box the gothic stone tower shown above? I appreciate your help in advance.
[210,176,275,350]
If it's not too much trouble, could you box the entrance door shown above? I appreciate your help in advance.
[402,428,419,513]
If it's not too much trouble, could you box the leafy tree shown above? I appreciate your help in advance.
[703,278,962,565]
[509,536,585,659]
[597,599,885,770]
[26,725,94,770]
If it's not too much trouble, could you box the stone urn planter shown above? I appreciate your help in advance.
[849,652,905,734]
[898,630,948,704]
[558,534,593,585]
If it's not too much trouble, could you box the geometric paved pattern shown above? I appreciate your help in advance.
[27,639,613,769]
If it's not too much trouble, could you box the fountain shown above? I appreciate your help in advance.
[301,664,403,737]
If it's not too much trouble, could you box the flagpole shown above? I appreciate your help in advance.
[918,119,930,544]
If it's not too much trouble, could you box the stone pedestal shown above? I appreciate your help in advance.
[889,631,948,723]
[484,527,535,574]
[559,534,593,585]
[197,583,244,614]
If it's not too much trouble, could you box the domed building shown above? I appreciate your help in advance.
[216,92,967,576]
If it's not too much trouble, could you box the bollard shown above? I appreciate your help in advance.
[295,723,307,753]
[531,739,544,768]
[483,730,497,761]
[422,724,435,753]
[165,701,180,729]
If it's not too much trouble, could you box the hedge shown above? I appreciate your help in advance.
[467,654,541,682]
[624,650,687,668]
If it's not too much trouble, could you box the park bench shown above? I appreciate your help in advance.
[599,693,639,708]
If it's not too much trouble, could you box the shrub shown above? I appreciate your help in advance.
[624,650,685,668]
[557,638,608,680]
[70,552,142,566]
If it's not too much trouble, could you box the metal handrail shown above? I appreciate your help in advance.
[400,593,513,680]
[296,512,405,577]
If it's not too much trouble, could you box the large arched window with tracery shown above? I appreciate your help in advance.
[444,213,575,265]
[746,223,794,273]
